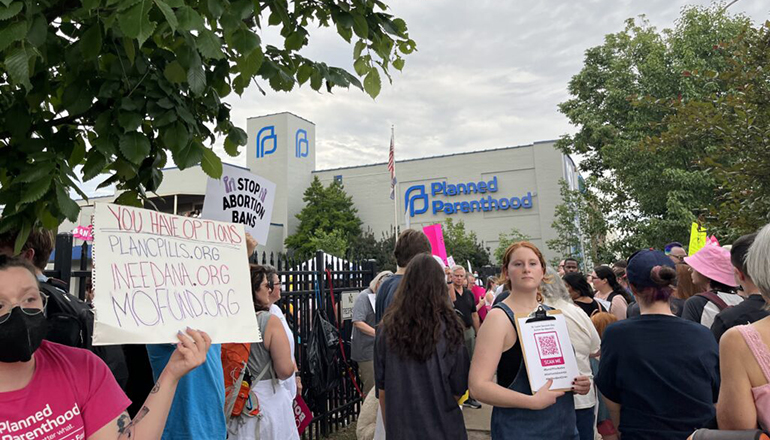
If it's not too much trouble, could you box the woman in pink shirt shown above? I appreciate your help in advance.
[0,255,210,439]
[718,223,770,430]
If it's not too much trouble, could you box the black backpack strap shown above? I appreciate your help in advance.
[493,302,517,329]
[696,292,730,311]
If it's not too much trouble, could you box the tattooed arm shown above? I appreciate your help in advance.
[89,329,212,440]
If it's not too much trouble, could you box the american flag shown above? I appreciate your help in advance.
[388,127,397,200]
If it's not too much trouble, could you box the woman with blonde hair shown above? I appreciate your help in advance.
[718,223,770,430]
[469,241,590,439]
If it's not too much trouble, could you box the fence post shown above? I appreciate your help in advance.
[314,249,329,437]
[54,233,73,286]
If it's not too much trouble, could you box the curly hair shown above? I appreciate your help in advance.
[381,253,465,362]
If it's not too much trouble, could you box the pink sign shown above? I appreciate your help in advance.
[72,225,94,241]
[534,331,565,367]
[293,395,313,434]
[422,224,447,264]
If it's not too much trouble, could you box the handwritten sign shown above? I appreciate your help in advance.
[422,224,447,264]
[202,163,277,244]
[688,222,707,255]
[447,256,456,268]
[91,203,261,345]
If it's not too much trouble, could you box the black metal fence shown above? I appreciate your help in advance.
[46,233,376,439]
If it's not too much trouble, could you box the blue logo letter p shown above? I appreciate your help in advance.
[404,185,429,218]
[295,129,309,158]
[256,126,277,158]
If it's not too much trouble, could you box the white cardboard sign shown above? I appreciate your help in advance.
[341,291,360,320]
[91,203,261,345]
[201,163,276,245]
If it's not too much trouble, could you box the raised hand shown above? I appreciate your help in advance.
[245,233,258,257]
[165,328,212,381]
[528,379,564,410]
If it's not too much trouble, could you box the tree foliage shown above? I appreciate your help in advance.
[557,5,751,255]
[643,20,770,240]
[442,218,490,270]
[351,226,397,271]
[0,0,415,249]
[285,176,362,257]
[493,227,530,264]
[546,179,612,270]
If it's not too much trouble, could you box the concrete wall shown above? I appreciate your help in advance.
[313,141,569,263]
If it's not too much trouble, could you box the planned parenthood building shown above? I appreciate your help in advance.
[66,112,582,263]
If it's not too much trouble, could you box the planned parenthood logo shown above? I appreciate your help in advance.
[256,126,277,158]
[404,176,534,218]
[295,129,309,158]
[405,185,429,217]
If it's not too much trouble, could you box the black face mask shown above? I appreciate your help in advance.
[0,306,48,363]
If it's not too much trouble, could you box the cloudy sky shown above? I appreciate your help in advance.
[214,0,767,171]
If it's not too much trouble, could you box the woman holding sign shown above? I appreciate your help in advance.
[468,242,591,439]
[0,255,212,440]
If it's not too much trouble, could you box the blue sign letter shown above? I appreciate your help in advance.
[404,185,429,218]
[295,129,309,158]
[256,126,277,158]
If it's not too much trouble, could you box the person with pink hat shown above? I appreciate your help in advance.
[682,244,744,328]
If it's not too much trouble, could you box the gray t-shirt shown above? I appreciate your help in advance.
[246,311,276,381]
[351,288,376,362]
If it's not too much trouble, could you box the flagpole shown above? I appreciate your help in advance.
[391,125,399,232]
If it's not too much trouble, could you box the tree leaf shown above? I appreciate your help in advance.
[26,15,47,47]
[207,0,223,19]
[163,60,186,83]
[20,175,52,203]
[69,137,86,166]
[13,221,31,255]
[119,132,151,164]
[0,2,22,20]
[162,121,189,151]
[176,6,204,31]
[393,58,404,71]
[297,64,313,85]
[81,25,102,60]
[55,183,80,221]
[196,29,225,60]
[115,190,143,207]
[118,0,156,47]
[123,37,136,65]
[118,111,143,132]
[5,46,31,90]
[153,0,178,32]
[351,13,368,39]
[223,137,239,156]
[230,27,260,55]
[16,162,55,183]
[187,65,206,95]
[0,21,28,52]
[82,152,108,181]
[172,139,203,169]
[200,146,222,178]
[363,67,381,98]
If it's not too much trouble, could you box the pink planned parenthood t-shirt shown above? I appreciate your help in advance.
[0,340,130,440]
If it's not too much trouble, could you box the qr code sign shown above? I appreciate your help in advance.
[534,332,565,366]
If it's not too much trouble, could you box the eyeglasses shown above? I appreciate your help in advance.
[0,292,48,324]
[268,281,285,291]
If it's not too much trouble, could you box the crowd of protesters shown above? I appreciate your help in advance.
[4,222,770,440]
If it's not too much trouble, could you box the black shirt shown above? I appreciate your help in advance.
[711,294,770,343]
[374,274,403,324]
[451,287,475,329]
[574,298,604,317]
[595,315,720,440]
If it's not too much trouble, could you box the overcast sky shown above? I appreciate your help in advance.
[82,0,768,197]
[214,0,767,171]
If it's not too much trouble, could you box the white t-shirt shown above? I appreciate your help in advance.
[269,303,297,397]
[544,298,601,409]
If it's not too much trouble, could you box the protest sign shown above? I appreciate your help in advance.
[293,396,313,435]
[422,224,448,264]
[515,309,580,392]
[91,203,261,345]
[447,255,456,268]
[202,163,277,244]
[688,222,707,255]
[341,291,360,320]
[72,225,94,241]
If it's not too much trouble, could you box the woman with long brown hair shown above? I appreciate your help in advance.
[375,253,469,439]
[469,242,591,439]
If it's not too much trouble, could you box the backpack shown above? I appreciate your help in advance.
[41,278,129,388]
[696,291,732,312]
[41,278,93,349]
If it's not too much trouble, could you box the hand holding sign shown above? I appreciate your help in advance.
[165,328,212,380]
